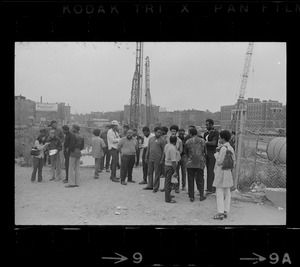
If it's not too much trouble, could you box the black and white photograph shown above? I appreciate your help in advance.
[14,42,286,225]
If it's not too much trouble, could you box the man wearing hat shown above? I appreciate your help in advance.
[107,120,121,182]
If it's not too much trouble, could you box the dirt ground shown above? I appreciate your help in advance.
[14,163,286,225]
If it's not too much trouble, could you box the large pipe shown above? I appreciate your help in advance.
[266,137,286,164]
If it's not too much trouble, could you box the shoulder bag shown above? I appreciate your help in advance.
[222,146,234,170]
[30,141,40,156]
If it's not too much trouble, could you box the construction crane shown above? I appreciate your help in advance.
[233,42,254,189]
[231,42,254,132]
[129,42,143,129]
[144,56,154,126]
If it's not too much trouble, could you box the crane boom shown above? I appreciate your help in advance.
[231,42,254,130]
[238,42,254,100]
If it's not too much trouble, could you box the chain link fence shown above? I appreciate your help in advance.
[235,115,286,191]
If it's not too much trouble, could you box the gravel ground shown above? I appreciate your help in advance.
[14,163,286,225]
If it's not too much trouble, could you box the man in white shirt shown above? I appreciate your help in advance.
[163,135,180,203]
[107,120,121,182]
[139,126,155,185]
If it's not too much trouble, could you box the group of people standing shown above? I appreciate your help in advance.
[89,119,236,220]
[31,120,84,188]
[30,118,236,220]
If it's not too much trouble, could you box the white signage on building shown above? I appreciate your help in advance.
[36,103,58,112]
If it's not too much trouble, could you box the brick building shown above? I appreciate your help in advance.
[15,95,36,128]
[220,98,286,132]
[246,99,285,130]
[15,95,71,128]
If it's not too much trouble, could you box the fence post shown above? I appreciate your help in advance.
[252,132,259,181]
[234,110,245,189]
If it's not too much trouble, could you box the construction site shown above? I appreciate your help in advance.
[14,42,286,225]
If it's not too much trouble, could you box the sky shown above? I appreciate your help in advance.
[15,42,286,114]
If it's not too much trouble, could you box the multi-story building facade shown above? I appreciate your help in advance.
[220,98,286,132]
[15,95,36,128]
[220,104,236,130]
[15,95,71,128]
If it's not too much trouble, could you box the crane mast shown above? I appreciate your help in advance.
[145,56,153,126]
[129,42,143,129]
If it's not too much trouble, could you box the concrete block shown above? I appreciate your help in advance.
[265,188,286,209]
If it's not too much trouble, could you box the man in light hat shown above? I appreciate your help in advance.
[107,120,121,182]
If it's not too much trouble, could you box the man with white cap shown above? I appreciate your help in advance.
[107,120,121,182]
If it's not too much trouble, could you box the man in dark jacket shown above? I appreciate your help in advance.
[48,129,62,181]
[203,119,219,194]
[178,128,187,191]
[66,124,84,188]
[62,125,75,183]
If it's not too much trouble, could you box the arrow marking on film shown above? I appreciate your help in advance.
[240,252,266,264]
[102,252,128,264]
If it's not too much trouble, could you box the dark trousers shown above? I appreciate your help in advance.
[206,150,216,192]
[120,155,136,182]
[187,168,205,199]
[100,147,111,170]
[174,157,187,190]
[147,160,161,190]
[31,157,44,182]
[109,148,118,179]
[164,165,175,202]
[116,151,120,169]
[64,151,70,181]
[135,148,140,166]
[160,163,165,177]
[43,152,48,166]
[142,148,148,181]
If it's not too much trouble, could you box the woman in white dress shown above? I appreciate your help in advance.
[213,130,236,220]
